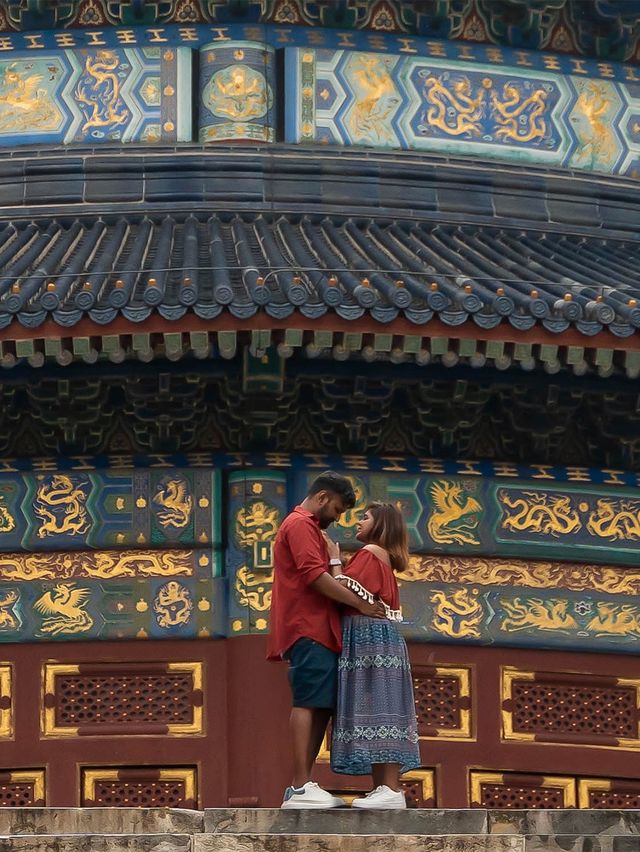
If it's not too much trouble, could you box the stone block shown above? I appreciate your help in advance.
[194,834,521,852]
[0,809,203,837]
[523,838,637,852]
[204,809,488,836]
[0,836,191,852]
[489,810,640,836]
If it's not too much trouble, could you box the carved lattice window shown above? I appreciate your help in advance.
[470,772,575,809]
[81,768,196,808]
[502,668,640,748]
[413,666,472,739]
[511,680,636,738]
[43,662,203,736]
[579,779,640,809]
[0,771,45,806]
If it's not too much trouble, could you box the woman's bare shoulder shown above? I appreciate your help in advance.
[362,543,391,565]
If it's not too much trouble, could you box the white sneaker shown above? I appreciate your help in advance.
[281,781,346,809]
[351,785,406,809]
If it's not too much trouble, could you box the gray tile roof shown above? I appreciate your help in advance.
[1,214,638,338]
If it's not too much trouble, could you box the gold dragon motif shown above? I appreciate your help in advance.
[335,477,368,531]
[235,501,280,547]
[0,550,193,581]
[0,496,14,533]
[491,81,548,143]
[235,565,273,612]
[430,588,484,638]
[154,581,193,628]
[34,475,90,538]
[500,597,578,633]
[34,583,93,636]
[586,498,640,542]
[585,602,640,638]
[396,555,640,596]
[153,479,193,529]
[422,73,488,137]
[75,50,129,133]
[499,490,581,537]
[0,589,19,631]
[427,480,482,546]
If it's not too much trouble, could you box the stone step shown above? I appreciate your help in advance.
[204,809,640,837]
[0,835,190,851]
[194,836,521,852]
[0,831,637,852]
[0,809,203,837]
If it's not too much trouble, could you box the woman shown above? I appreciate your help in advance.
[324,502,421,809]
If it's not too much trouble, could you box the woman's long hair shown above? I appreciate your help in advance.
[364,502,409,574]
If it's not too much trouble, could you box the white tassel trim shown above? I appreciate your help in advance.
[335,574,403,622]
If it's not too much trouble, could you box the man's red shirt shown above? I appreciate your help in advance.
[267,506,342,659]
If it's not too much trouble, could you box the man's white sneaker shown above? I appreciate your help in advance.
[281,781,346,809]
[351,785,406,809]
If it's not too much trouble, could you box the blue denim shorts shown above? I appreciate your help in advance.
[285,637,338,709]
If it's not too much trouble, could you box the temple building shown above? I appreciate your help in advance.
[0,0,639,810]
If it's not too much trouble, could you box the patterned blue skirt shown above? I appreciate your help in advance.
[330,615,421,776]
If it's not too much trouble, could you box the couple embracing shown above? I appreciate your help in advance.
[267,471,420,810]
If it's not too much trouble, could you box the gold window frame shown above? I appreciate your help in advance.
[470,770,576,808]
[501,666,640,750]
[81,767,196,807]
[42,661,204,737]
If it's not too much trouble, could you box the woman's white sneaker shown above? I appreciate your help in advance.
[281,781,346,809]
[351,785,406,809]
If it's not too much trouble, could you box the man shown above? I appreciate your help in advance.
[267,470,384,809]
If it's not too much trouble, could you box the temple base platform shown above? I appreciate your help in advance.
[0,808,637,851]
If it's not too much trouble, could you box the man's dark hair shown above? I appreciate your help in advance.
[307,471,356,508]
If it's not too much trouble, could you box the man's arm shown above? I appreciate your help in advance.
[310,573,385,618]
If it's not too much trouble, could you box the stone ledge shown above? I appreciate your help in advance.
[0,835,191,851]
[193,835,522,852]
[204,809,488,835]
[0,810,203,837]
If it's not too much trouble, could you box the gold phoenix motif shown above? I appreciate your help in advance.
[397,555,640,596]
[586,498,640,541]
[430,587,484,638]
[500,597,578,633]
[154,581,193,627]
[235,501,280,547]
[34,583,93,636]
[570,81,617,170]
[585,603,640,638]
[153,478,193,529]
[0,61,59,133]
[348,54,400,144]
[34,475,91,538]
[0,550,193,581]
[499,490,581,536]
[235,564,273,612]
[0,589,19,631]
[427,480,482,545]
[75,50,129,133]
[500,597,640,639]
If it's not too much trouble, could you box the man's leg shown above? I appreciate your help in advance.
[290,706,332,788]
[308,707,332,768]
[290,706,315,788]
